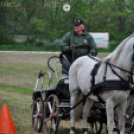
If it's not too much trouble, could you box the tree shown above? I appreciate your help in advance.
[20,0,42,50]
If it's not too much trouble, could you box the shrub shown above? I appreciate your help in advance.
[36,41,44,46]
[0,26,15,45]
[44,44,60,51]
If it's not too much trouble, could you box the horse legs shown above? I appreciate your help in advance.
[127,97,132,109]
[106,99,114,134]
[82,98,94,134]
[116,101,127,134]
[70,89,80,134]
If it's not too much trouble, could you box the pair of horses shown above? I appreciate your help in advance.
[69,34,134,134]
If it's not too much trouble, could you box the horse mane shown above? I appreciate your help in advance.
[103,33,134,62]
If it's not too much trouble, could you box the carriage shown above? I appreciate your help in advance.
[31,54,105,134]
[31,53,134,134]
[31,32,109,134]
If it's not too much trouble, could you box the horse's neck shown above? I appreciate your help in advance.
[96,38,133,83]
[110,41,132,70]
[106,38,133,79]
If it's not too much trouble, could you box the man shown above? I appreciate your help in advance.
[61,18,97,63]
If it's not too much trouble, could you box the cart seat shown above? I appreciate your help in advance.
[62,54,71,75]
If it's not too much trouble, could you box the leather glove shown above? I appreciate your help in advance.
[70,44,75,51]
[88,53,93,57]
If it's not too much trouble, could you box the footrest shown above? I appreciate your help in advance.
[58,105,70,108]
[58,113,70,120]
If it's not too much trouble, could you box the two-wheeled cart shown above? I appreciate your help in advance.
[32,56,71,134]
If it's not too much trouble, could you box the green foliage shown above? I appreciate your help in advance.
[109,40,119,50]
[1,0,134,50]
[36,41,44,46]
[0,27,15,45]
[31,19,44,32]
[44,45,60,51]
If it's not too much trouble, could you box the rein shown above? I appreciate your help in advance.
[62,88,94,117]
[105,62,132,84]
[89,55,134,85]
[105,61,134,87]
[107,62,131,74]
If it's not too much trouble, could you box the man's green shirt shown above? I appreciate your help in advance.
[61,31,97,61]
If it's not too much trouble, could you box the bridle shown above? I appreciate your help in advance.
[103,61,134,90]
[90,54,134,91]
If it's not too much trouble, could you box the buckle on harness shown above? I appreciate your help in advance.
[129,83,134,89]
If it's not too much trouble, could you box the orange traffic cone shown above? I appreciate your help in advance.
[0,104,17,134]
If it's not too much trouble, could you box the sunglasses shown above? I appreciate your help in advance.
[74,25,81,26]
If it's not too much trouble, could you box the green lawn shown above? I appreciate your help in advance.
[0,40,118,52]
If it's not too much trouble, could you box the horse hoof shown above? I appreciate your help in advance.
[113,128,120,134]
[70,130,75,134]
[83,132,88,134]
[82,128,88,134]
[70,127,75,134]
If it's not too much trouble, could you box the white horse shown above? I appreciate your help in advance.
[69,34,134,134]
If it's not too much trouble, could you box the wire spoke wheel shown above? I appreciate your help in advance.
[44,95,59,134]
[32,97,44,132]
[125,117,134,132]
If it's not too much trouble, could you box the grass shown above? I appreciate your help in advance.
[0,84,33,95]
[0,43,27,51]
[0,52,112,134]
[0,52,66,134]
[0,43,61,52]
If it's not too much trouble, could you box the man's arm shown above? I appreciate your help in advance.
[88,34,98,56]
[61,32,70,52]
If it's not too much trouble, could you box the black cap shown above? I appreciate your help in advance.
[74,19,84,26]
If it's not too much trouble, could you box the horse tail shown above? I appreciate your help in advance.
[75,93,83,120]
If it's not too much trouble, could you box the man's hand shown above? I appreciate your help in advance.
[88,53,93,57]
[70,44,75,50]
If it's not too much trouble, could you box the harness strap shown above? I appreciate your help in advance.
[108,64,128,84]
[103,63,108,82]
[132,44,134,61]
[62,89,94,116]
[91,62,101,86]
[97,95,105,103]
[130,62,134,84]
[107,62,130,73]
[91,60,132,87]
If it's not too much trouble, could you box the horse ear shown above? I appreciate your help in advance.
[132,44,134,61]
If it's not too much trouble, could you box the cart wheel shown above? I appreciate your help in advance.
[44,95,60,134]
[90,120,103,134]
[32,97,44,132]
[125,119,134,132]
